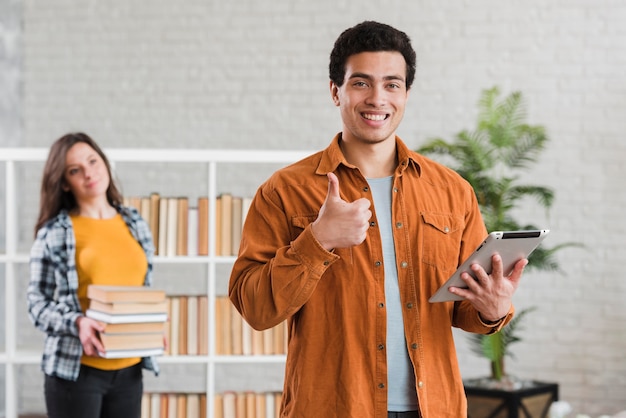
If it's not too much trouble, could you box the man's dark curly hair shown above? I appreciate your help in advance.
[329,21,417,89]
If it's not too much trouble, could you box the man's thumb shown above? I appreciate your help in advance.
[326,172,341,200]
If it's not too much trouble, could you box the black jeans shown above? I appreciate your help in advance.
[388,412,420,418]
[45,363,143,418]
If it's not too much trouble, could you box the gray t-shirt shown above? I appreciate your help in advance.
[368,176,418,411]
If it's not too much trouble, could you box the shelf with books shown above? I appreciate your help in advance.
[1,148,310,418]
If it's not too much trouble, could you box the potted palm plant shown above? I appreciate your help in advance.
[417,86,578,416]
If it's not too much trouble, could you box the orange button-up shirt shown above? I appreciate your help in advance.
[229,135,513,418]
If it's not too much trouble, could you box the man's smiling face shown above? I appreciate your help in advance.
[330,50,410,146]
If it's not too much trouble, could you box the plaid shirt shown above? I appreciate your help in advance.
[27,205,159,381]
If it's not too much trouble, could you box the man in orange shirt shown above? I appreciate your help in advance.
[229,21,527,418]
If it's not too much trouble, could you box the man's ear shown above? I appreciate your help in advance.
[329,81,340,106]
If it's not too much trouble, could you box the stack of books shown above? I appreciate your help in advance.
[86,285,168,359]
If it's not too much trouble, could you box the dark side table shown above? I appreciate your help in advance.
[464,378,559,418]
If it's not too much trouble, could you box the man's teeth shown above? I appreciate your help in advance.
[363,114,386,121]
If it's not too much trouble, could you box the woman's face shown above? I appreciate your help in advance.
[63,141,110,205]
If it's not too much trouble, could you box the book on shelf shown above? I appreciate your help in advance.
[231,196,243,256]
[198,295,209,355]
[219,193,233,256]
[150,393,161,418]
[158,197,168,256]
[197,197,209,256]
[98,346,164,359]
[89,299,168,315]
[86,309,168,324]
[178,296,188,355]
[141,392,151,418]
[166,197,178,257]
[149,192,161,253]
[167,393,177,418]
[176,197,189,256]
[87,285,166,304]
[187,206,198,256]
[140,197,151,228]
[186,393,199,418]
[169,296,180,355]
[186,296,198,356]
[230,303,243,355]
[176,393,187,418]
[100,331,164,351]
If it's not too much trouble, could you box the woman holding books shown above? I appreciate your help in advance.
[27,132,159,418]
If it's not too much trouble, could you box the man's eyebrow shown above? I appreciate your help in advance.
[348,72,406,82]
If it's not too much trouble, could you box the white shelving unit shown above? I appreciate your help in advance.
[0,148,311,418]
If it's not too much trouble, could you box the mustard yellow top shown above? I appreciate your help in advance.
[71,213,147,370]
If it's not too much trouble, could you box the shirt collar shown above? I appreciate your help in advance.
[316,133,422,176]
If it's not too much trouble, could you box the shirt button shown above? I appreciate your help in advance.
[378,383,385,389]
[323,261,330,266]
[393,187,398,193]
[396,222,403,228]
[443,226,450,233]
[378,303,384,308]
[406,303,413,309]
[378,344,385,350]
[375,261,382,267]
[418,381,424,388]
[400,261,408,268]
[411,343,418,350]
[370,221,376,227]
[363,186,369,192]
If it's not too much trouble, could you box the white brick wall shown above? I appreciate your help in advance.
[11,0,626,415]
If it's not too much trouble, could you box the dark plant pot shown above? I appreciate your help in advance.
[464,377,559,418]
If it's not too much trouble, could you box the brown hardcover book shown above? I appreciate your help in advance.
[169,297,180,355]
[230,303,243,355]
[186,393,200,418]
[198,296,208,355]
[219,194,233,256]
[235,392,246,418]
[89,299,168,315]
[197,197,209,256]
[97,321,165,335]
[262,327,274,355]
[176,394,186,418]
[213,393,223,418]
[245,392,256,418]
[176,197,189,256]
[215,296,232,355]
[100,332,164,351]
[274,393,282,418]
[186,296,198,356]
[273,321,286,355]
[201,394,208,418]
[87,285,166,304]
[255,393,267,418]
[251,325,265,356]
[231,196,243,256]
[149,193,161,255]
[178,296,188,355]
[215,196,223,256]
[159,393,168,418]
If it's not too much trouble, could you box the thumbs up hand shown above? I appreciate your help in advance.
[311,172,372,251]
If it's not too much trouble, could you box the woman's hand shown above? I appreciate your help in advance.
[76,316,106,356]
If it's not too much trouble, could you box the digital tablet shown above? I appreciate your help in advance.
[428,229,550,303]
